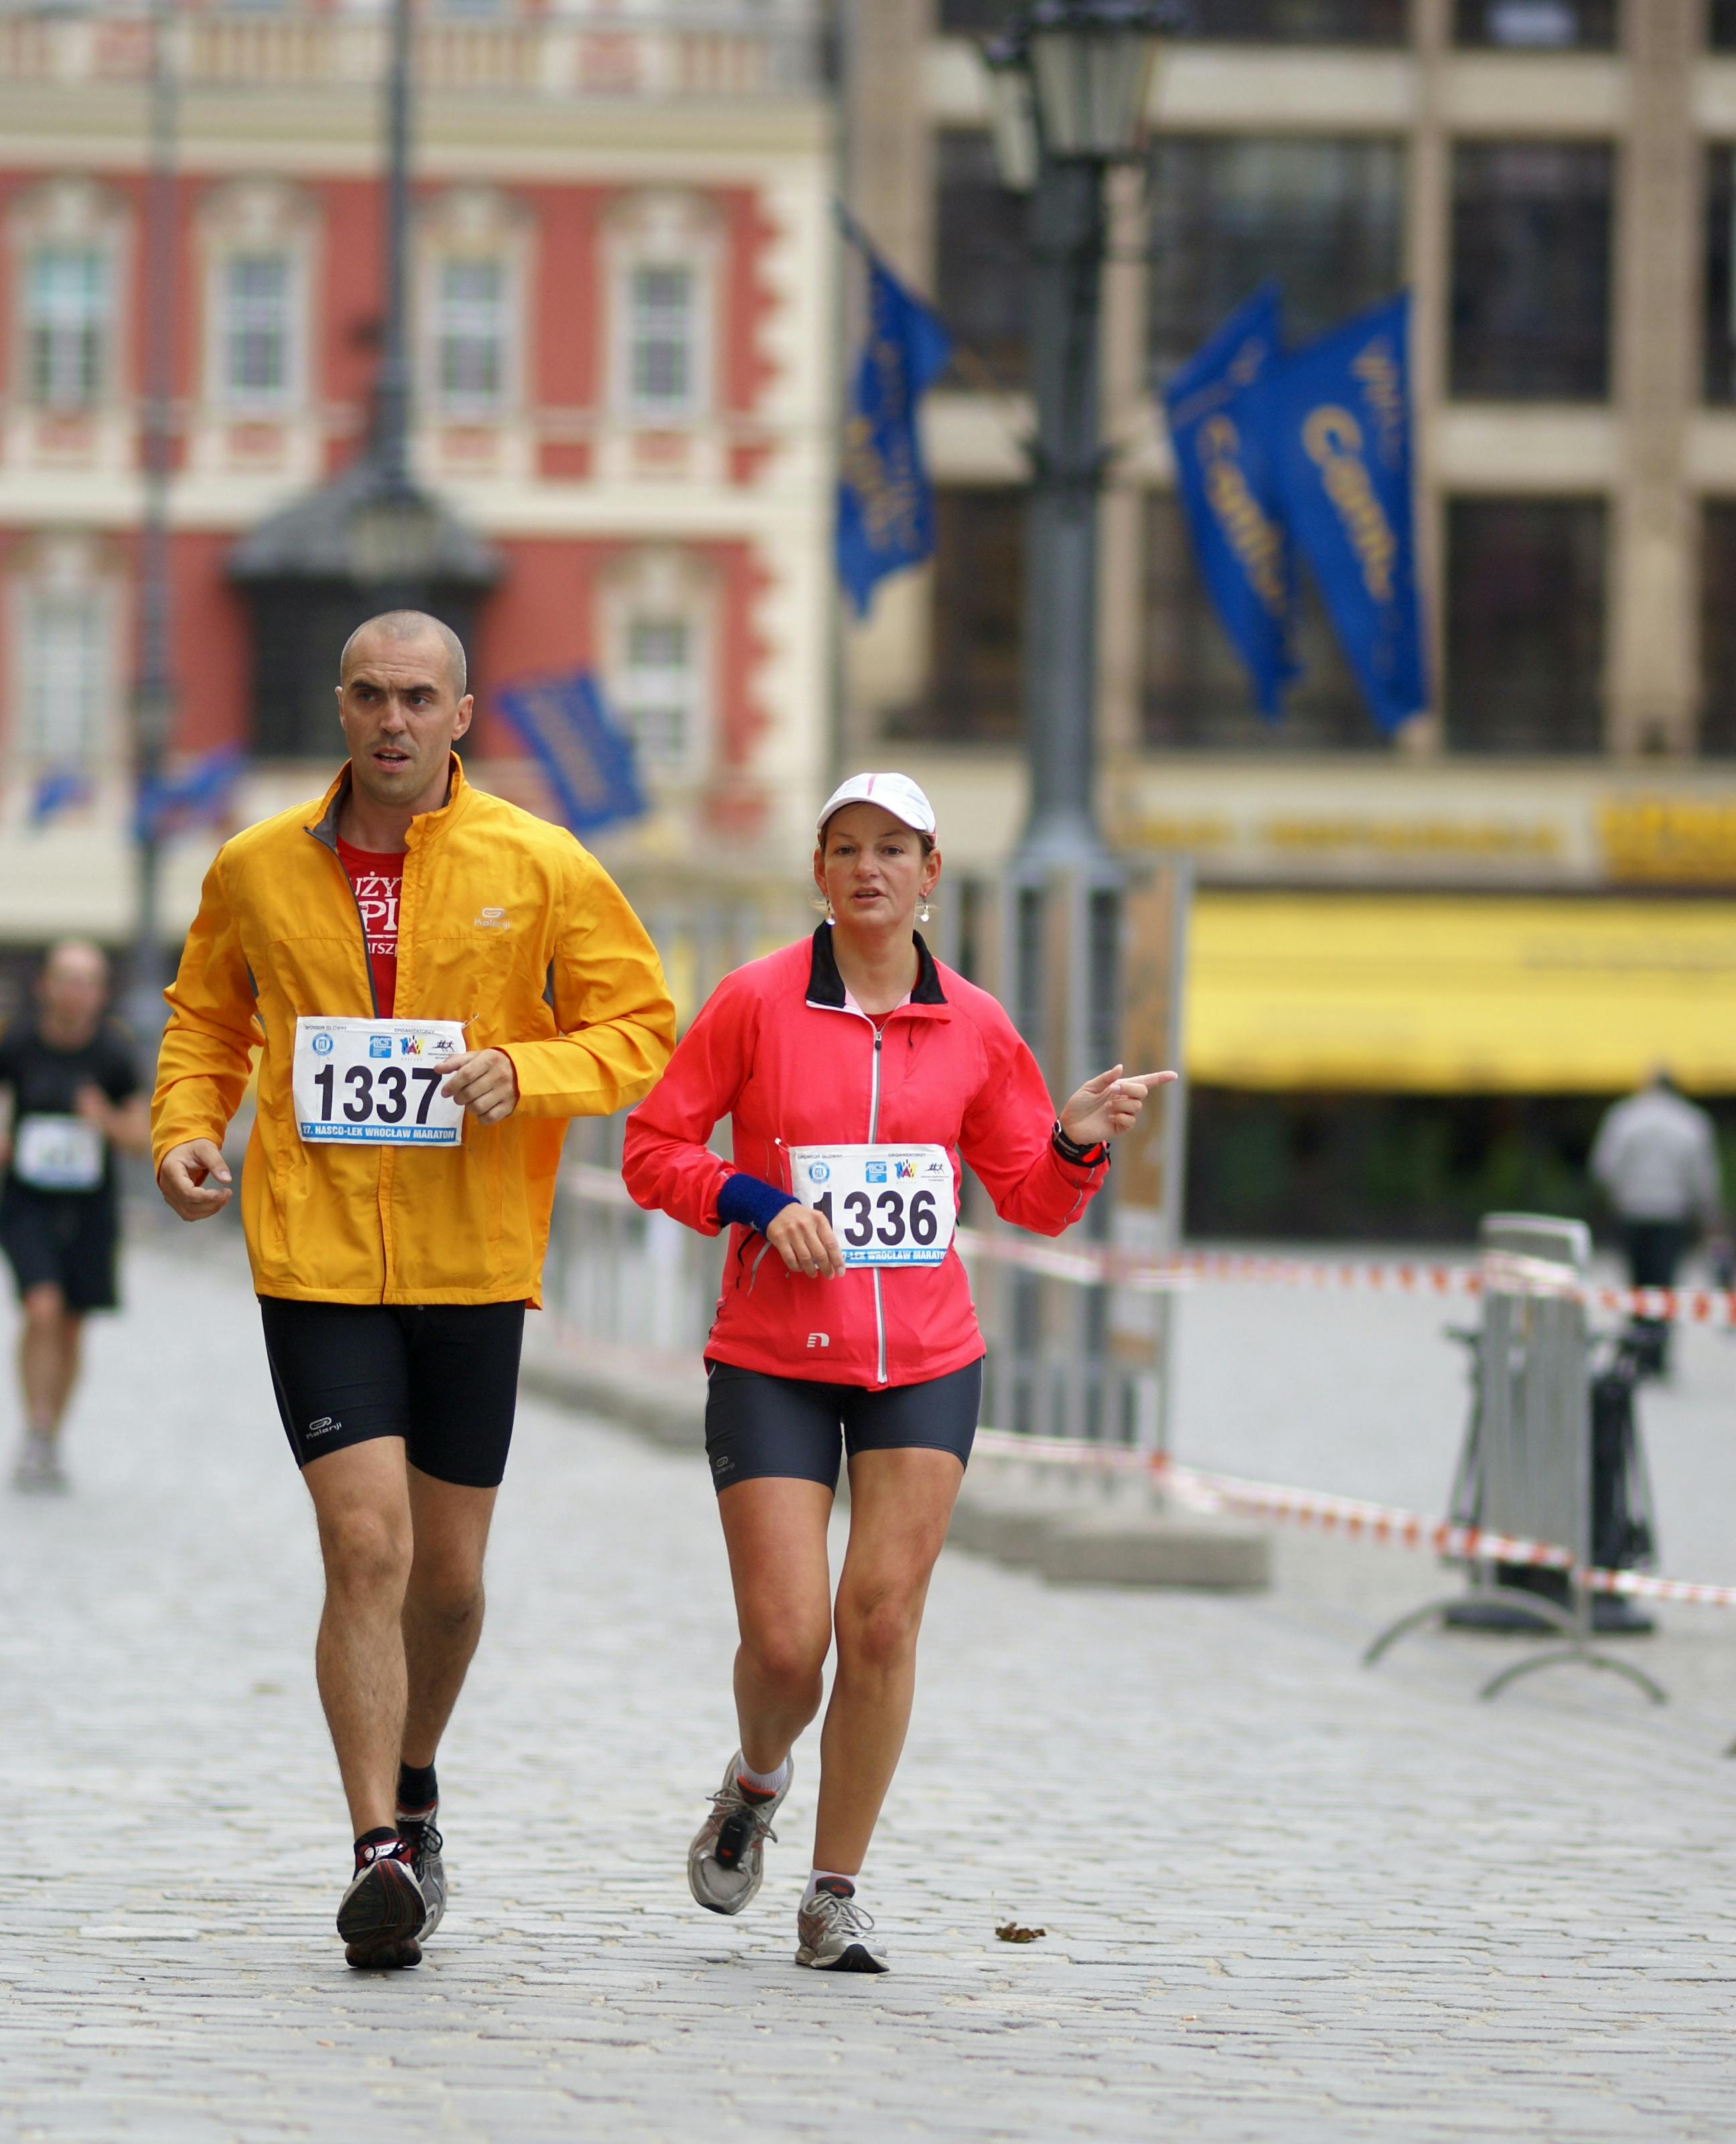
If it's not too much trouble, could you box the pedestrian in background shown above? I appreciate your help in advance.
[1590,1069,1726,1377]
[0,939,147,1492]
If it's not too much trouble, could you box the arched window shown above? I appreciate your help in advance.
[420,188,528,419]
[599,549,716,782]
[11,180,125,413]
[605,192,719,425]
[200,181,316,413]
[6,534,122,770]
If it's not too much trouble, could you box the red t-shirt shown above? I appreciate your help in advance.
[336,837,404,1017]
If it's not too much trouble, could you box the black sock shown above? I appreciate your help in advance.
[355,1825,399,1856]
[397,1761,438,1813]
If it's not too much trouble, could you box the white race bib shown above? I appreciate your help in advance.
[13,1114,104,1192]
[293,1018,467,1147]
[788,1144,956,1267]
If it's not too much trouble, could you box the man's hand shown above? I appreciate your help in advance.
[159,1139,233,1222]
[1059,1064,1179,1151]
[74,1082,113,1133]
[441,1048,519,1126]
[766,1202,845,1279]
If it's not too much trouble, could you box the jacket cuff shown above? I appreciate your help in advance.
[715,1171,799,1236]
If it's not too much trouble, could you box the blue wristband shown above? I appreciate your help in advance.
[715,1172,799,1236]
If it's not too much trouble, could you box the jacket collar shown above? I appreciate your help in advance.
[305,753,469,852]
[804,922,948,1014]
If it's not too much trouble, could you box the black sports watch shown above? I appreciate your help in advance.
[1050,1119,1109,1169]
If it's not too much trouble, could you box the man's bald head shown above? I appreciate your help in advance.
[340,610,467,699]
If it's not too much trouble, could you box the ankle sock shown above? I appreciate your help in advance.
[803,1869,856,1907]
[736,1756,790,1800]
[396,1761,439,1814]
[354,1825,401,1864]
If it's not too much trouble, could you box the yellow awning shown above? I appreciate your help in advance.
[1187,892,1736,1094]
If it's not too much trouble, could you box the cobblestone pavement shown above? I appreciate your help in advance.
[4,1232,1736,2142]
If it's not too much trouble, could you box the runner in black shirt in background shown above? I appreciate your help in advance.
[0,940,147,1492]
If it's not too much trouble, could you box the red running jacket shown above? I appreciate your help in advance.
[621,925,1108,1388]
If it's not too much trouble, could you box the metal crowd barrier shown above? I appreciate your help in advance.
[1365,1212,1666,1703]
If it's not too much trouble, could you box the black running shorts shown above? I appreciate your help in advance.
[258,1297,526,1488]
[702,1358,983,1494]
[0,1187,120,1313]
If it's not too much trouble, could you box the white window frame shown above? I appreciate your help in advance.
[429,251,514,417]
[607,192,717,426]
[210,246,301,412]
[23,242,114,412]
[8,551,119,770]
[601,550,715,782]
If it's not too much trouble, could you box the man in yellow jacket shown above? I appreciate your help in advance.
[153,609,674,1969]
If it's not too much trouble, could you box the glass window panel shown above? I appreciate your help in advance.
[1142,494,1378,751]
[1699,503,1736,756]
[1449,141,1613,400]
[896,487,1023,743]
[1453,0,1617,46]
[222,251,291,403]
[939,0,1406,33]
[616,613,697,771]
[1706,150,1736,406]
[629,263,695,417]
[1444,498,1605,754]
[25,247,109,410]
[935,129,1029,389]
[1147,138,1403,390]
[436,257,507,410]
[21,589,108,763]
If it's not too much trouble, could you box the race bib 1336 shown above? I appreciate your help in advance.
[787,1144,956,1267]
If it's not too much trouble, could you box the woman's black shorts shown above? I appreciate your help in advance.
[259,1296,525,1489]
[702,1358,982,1494]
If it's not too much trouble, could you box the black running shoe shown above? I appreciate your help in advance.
[337,1837,426,1969]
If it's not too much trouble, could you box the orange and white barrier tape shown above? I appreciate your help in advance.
[562,1164,1735,1330]
[971,1429,1736,1608]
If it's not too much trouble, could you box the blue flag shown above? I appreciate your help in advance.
[1162,284,1297,719]
[836,232,952,618]
[135,744,246,841]
[1242,293,1429,736]
[497,672,647,837]
[29,766,92,828]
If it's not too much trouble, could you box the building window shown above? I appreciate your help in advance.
[894,488,1023,744]
[1707,151,1736,405]
[1453,0,1617,44]
[1142,495,1376,752]
[615,616,701,773]
[626,264,699,419]
[1450,143,1613,401]
[434,257,510,413]
[1147,139,1403,389]
[1700,504,1736,756]
[601,550,713,779]
[1445,499,1605,754]
[218,251,293,407]
[14,583,113,766]
[936,130,1030,388]
[25,246,111,410]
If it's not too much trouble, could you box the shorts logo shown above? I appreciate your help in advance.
[711,1452,735,1476]
[306,1415,340,1438]
[368,1034,392,1060]
[311,1031,335,1057]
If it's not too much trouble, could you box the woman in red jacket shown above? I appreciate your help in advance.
[622,771,1173,1974]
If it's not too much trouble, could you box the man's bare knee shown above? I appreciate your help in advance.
[320,1506,413,1599]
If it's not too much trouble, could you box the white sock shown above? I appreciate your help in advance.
[736,1755,789,1798]
[803,1868,857,1907]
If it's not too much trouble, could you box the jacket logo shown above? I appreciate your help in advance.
[474,908,510,931]
[807,1333,830,1348]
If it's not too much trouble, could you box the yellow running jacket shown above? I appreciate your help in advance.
[151,758,675,1305]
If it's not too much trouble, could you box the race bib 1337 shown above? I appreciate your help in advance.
[293,1018,467,1147]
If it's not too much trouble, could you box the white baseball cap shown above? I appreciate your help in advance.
[816,771,938,841]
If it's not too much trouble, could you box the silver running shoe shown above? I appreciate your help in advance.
[12,1435,68,1494]
[337,1837,427,1970]
[396,1802,445,1940]
[687,1751,791,1916]
[795,1880,889,1973]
